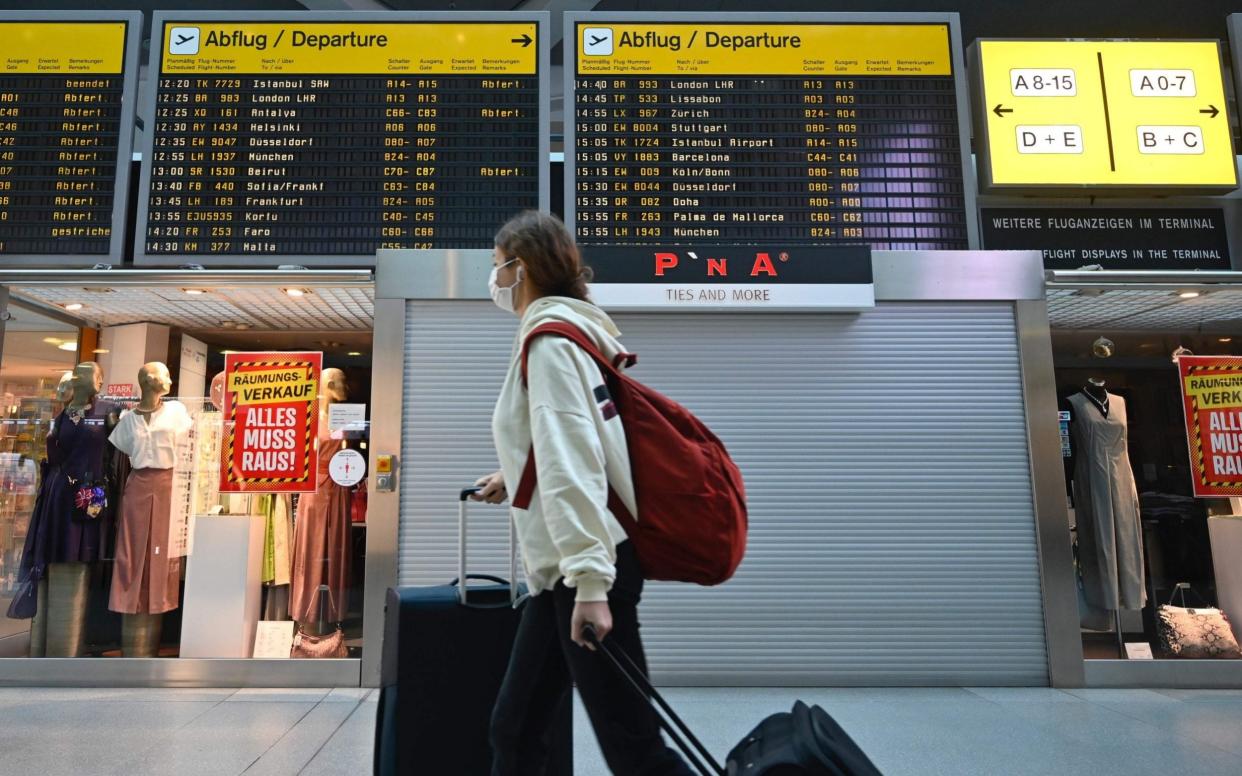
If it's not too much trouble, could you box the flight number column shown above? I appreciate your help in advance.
[574,77,625,242]
[147,75,245,254]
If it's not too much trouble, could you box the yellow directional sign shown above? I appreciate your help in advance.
[973,40,1237,192]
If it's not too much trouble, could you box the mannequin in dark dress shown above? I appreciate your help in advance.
[6,371,74,654]
[7,363,116,656]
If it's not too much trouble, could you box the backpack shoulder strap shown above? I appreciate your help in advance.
[512,322,635,512]
[520,322,635,386]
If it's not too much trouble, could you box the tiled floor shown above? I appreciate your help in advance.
[1,686,1241,775]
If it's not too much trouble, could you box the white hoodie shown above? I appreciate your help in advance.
[492,296,635,603]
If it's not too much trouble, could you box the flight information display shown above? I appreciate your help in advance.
[568,18,975,249]
[138,14,544,264]
[0,14,139,263]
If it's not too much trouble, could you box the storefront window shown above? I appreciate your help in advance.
[1055,331,1242,661]
[0,303,371,661]
[0,309,81,656]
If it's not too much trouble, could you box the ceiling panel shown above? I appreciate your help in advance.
[9,284,374,333]
[1048,287,1242,332]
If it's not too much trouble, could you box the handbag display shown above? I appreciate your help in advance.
[1155,584,1242,659]
[290,582,347,659]
[291,627,348,659]
[69,474,107,522]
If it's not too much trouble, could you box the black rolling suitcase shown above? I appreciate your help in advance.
[584,626,882,776]
[374,488,572,775]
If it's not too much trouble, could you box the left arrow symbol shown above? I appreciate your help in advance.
[512,33,533,47]
[993,104,1014,118]
[1200,105,1220,119]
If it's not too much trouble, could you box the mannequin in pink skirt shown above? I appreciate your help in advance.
[108,362,192,656]
[290,368,351,628]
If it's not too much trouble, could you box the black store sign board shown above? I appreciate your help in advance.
[585,243,873,284]
[980,208,1231,271]
[584,242,873,310]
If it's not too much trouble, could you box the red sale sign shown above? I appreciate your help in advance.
[1177,355,1242,498]
[220,352,322,494]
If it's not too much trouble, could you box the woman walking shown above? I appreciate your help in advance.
[476,211,693,775]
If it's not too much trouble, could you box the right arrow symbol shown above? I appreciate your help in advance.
[1200,105,1220,118]
[511,33,533,47]
[993,104,1014,118]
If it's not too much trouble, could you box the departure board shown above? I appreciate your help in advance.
[567,15,976,249]
[0,13,140,264]
[137,13,546,265]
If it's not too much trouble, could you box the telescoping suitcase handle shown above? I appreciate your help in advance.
[457,487,519,608]
[583,625,725,776]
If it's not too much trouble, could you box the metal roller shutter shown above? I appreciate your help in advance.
[399,300,1048,685]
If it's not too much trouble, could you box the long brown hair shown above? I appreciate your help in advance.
[494,211,593,302]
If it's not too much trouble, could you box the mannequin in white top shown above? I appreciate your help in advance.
[108,362,193,656]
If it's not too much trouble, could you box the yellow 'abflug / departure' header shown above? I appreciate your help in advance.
[160,22,537,75]
[575,23,951,76]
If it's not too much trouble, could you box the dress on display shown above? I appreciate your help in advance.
[107,401,193,615]
[259,493,294,621]
[7,403,114,619]
[260,493,293,587]
[290,438,350,623]
[1068,391,1147,611]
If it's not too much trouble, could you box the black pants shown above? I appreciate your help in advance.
[490,541,693,776]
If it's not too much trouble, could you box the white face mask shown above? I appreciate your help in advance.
[489,258,523,314]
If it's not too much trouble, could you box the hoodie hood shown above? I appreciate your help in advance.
[517,296,626,364]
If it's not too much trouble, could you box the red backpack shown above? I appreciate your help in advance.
[512,322,747,586]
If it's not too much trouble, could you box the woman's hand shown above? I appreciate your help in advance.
[471,471,507,504]
[571,600,613,651]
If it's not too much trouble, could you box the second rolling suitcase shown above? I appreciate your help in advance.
[374,488,572,775]
[584,625,881,776]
